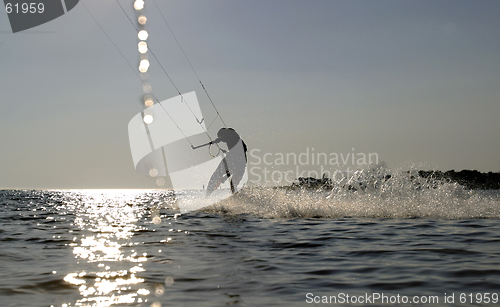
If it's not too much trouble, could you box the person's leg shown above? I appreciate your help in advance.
[230,168,244,192]
[226,153,247,192]
[206,159,229,195]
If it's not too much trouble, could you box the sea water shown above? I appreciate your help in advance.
[1,176,500,307]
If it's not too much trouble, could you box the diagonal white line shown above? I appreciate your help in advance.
[61,0,67,13]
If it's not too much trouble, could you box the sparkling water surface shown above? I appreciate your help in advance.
[1,188,500,307]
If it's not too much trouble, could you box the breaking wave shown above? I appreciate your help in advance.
[205,168,500,219]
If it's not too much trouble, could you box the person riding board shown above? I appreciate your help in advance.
[191,128,247,195]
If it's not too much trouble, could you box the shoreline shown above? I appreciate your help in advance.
[281,169,500,191]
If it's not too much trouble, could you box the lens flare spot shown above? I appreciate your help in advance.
[138,15,147,25]
[134,0,144,10]
[142,82,152,94]
[139,59,150,73]
[143,115,154,124]
[144,95,154,107]
[138,41,148,53]
[138,30,148,41]
[156,177,165,186]
[152,216,161,224]
[164,276,174,287]
[155,284,165,296]
[149,168,159,177]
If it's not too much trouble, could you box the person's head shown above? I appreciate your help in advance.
[216,128,239,144]
[217,127,235,138]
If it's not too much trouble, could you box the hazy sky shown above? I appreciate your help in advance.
[1,0,499,189]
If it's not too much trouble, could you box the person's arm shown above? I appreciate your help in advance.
[191,138,221,150]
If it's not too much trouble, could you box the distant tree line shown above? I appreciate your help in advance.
[289,170,500,190]
[418,170,500,190]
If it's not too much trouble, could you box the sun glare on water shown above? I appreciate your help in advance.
[60,190,166,307]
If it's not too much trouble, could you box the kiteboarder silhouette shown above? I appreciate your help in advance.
[191,128,247,195]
